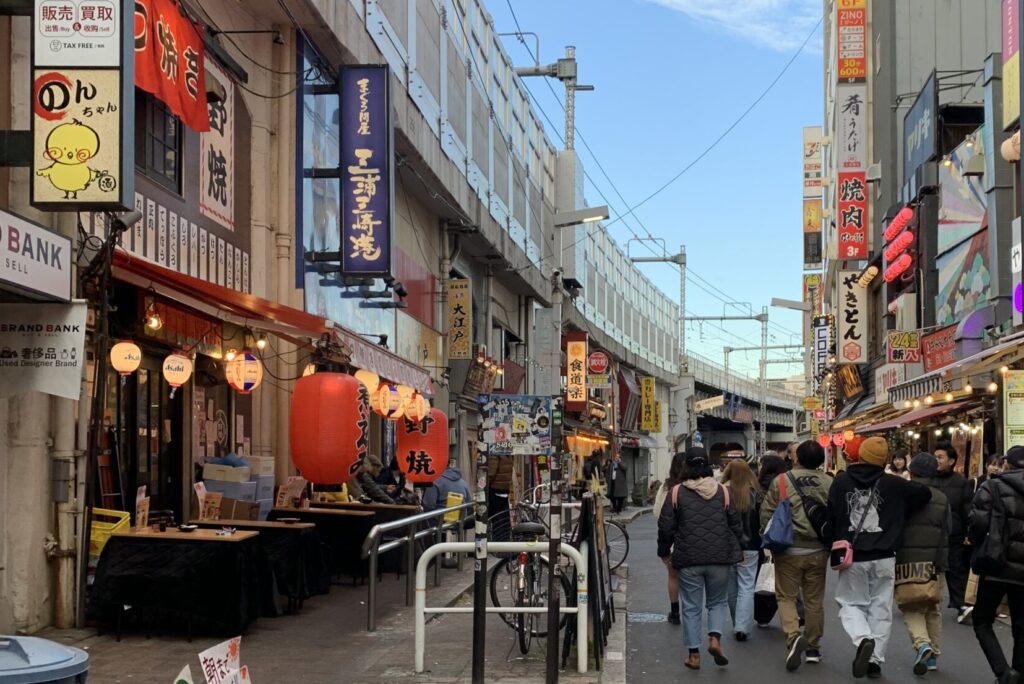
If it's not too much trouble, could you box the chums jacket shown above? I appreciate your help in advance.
[895,478,950,575]
[825,464,932,562]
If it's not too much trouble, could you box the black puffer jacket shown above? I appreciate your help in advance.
[933,470,972,540]
[657,479,742,568]
[968,470,1024,584]
[896,479,950,576]
[728,487,762,551]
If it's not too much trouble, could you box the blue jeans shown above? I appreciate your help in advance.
[678,564,732,649]
[729,550,760,635]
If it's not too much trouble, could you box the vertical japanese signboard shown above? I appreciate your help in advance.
[839,271,867,364]
[837,85,867,172]
[134,0,207,131]
[903,72,937,180]
[565,332,588,412]
[340,65,393,276]
[1004,370,1024,449]
[640,376,656,431]
[1005,0,1020,131]
[803,274,822,315]
[199,58,234,231]
[837,172,868,259]
[803,127,823,194]
[31,0,134,210]
[447,278,471,359]
[803,199,823,268]
[836,0,867,83]
[652,400,663,434]
[813,316,830,390]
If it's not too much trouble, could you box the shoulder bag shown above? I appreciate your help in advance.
[788,473,829,544]
[830,482,878,571]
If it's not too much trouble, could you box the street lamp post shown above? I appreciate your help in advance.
[771,297,814,448]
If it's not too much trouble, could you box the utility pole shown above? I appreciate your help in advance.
[759,306,769,456]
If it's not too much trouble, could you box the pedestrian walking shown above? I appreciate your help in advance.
[755,454,789,628]
[933,441,975,624]
[968,445,1024,684]
[653,451,687,624]
[827,436,932,679]
[895,453,950,676]
[759,440,833,671]
[658,446,743,671]
[605,452,629,514]
[721,459,763,642]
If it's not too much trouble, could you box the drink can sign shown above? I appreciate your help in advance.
[587,350,610,374]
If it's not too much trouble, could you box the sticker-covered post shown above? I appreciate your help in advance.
[472,404,489,684]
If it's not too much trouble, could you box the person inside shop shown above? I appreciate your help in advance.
[346,453,397,504]
[885,450,911,480]
[933,441,975,624]
[605,451,629,514]
[378,457,407,497]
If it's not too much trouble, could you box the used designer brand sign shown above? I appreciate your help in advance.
[0,301,86,400]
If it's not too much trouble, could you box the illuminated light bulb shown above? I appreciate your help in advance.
[1001,366,1010,375]
[924,395,934,405]
[903,400,912,409]
[945,392,954,402]
[934,429,942,436]
[948,426,956,434]
[988,381,999,393]
[303,363,316,377]
[256,335,268,351]
[225,348,238,362]
[943,155,953,167]
[912,400,921,408]
[964,382,973,394]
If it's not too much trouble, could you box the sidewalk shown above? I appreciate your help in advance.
[44,551,629,683]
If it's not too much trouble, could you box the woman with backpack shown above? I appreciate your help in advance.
[653,451,688,624]
[722,459,763,641]
[968,445,1024,684]
[658,447,743,671]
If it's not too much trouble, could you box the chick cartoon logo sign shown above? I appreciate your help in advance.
[31,0,133,211]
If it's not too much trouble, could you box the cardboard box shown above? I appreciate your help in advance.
[204,479,257,502]
[203,463,252,483]
[189,494,259,521]
[256,498,274,521]
[246,456,275,477]
[253,475,275,501]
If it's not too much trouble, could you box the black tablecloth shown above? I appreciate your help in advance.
[267,510,375,582]
[90,534,265,635]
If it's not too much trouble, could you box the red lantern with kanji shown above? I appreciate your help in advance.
[395,407,449,483]
[818,434,831,449]
[289,372,370,483]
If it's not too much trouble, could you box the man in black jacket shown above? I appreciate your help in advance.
[826,436,932,679]
[968,445,1024,684]
[934,441,974,623]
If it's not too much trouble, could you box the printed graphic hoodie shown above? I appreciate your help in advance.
[826,463,932,562]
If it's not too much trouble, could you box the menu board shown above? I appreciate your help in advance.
[1005,370,1024,448]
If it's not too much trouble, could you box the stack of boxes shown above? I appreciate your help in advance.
[248,456,276,520]
[200,458,276,521]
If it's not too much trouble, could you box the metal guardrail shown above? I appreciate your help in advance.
[360,501,476,631]
[413,540,590,674]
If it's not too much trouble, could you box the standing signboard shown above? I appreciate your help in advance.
[1005,370,1024,449]
[839,271,867,364]
[31,0,135,210]
[340,65,393,277]
[480,395,553,455]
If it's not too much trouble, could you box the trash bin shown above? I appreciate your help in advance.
[0,636,89,683]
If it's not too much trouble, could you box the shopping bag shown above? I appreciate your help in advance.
[965,570,979,606]
[755,557,776,595]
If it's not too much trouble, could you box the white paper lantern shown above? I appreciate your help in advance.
[225,351,263,394]
[162,353,193,391]
[110,341,141,376]
[355,368,380,393]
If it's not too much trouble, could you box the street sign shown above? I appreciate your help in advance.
[694,395,725,412]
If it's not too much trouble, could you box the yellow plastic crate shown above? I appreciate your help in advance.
[89,508,130,556]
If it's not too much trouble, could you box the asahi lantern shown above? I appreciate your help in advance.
[226,351,263,394]
[396,407,449,483]
[162,353,193,397]
[110,341,142,376]
[290,373,370,483]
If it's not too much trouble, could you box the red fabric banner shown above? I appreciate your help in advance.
[134,0,209,132]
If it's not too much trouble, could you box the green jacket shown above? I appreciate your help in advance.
[896,478,950,577]
[759,467,833,551]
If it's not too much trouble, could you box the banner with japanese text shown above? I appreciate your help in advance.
[0,301,87,400]
[887,330,922,364]
[640,376,656,431]
[447,278,471,359]
[803,127,823,196]
[652,400,663,433]
[837,84,867,172]
[837,172,868,259]
[803,198,823,268]
[1005,0,1020,130]
[565,331,588,412]
[839,270,867,364]
[837,0,867,83]
[134,0,208,132]
[199,58,234,231]
[340,65,392,276]
[813,316,830,391]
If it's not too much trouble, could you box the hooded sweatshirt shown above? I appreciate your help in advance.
[422,466,472,511]
[826,463,931,562]
[658,477,742,568]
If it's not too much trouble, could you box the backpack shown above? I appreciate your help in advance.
[788,473,829,545]
[671,483,731,509]
[761,476,794,552]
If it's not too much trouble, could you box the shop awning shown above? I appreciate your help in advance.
[113,251,434,395]
[889,331,1024,404]
[859,399,979,433]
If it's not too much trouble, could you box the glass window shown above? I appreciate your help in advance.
[135,90,182,193]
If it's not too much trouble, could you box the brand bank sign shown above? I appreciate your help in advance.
[0,209,72,301]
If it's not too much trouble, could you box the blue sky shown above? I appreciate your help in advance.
[489,0,823,378]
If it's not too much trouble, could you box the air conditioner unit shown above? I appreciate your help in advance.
[893,292,918,330]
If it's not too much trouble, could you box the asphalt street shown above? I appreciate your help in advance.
[625,513,1013,682]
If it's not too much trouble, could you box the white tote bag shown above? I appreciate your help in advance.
[755,557,776,595]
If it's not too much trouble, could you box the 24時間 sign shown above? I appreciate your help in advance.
[340,65,393,276]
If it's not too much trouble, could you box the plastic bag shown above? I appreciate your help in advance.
[755,556,776,595]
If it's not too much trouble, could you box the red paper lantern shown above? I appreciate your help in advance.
[395,407,449,483]
[845,434,866,461]
[818,434,831,449]
[832,432,846,447]
[289,372,370,483]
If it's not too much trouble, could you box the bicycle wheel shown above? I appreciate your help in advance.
[604,520,629,571]
[516,566,534,654]
[490,556,573,637]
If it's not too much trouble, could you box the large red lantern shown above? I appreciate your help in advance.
[845,434,866,462]
[395,407,449,484]
[289,372,370,483]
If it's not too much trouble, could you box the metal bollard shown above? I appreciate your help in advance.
[405,526,417,606]
[367,545,378,631]
[433,523,443,587]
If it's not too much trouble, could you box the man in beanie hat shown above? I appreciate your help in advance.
[968,445,1024,684]
[895,453,950,675]
[826,435,932,678]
